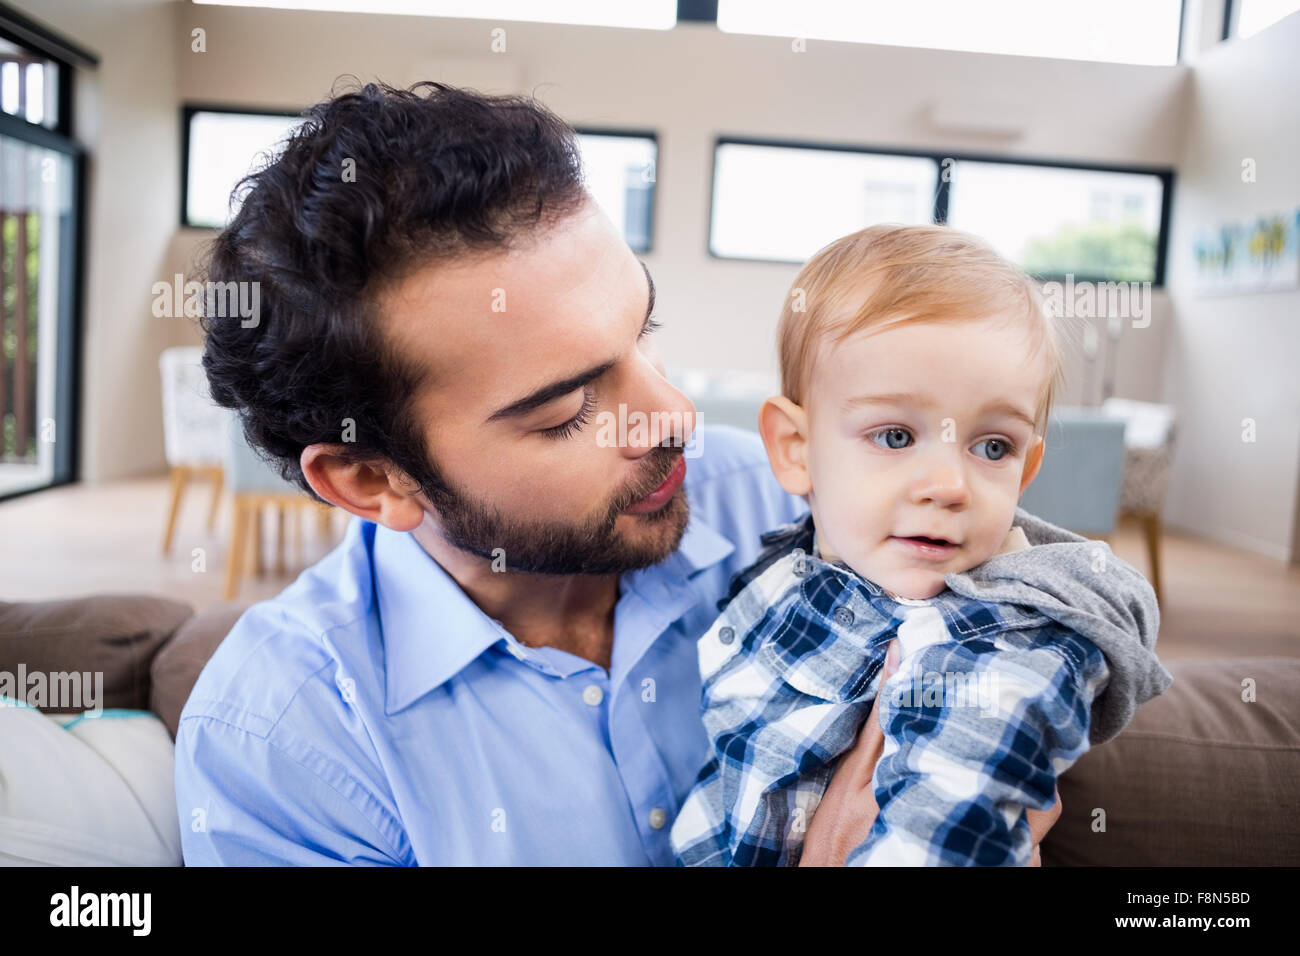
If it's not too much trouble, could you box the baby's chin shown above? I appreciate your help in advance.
[856,553,995,602]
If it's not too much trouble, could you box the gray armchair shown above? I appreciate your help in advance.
[1017,408,1128,539]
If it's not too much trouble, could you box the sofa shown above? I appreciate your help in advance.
[1,593,1297,865]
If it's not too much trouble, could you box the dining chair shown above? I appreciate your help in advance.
[158,347,227,554]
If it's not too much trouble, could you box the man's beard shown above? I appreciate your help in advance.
[416,447,690,576]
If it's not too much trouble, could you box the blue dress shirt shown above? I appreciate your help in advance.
[174,424,806,865]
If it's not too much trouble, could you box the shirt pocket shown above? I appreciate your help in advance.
[753,621,886,704]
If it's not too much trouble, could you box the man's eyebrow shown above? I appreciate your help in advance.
[843,392,1036,429]
[484,260,657,424]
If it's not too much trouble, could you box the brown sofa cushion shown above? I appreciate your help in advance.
[0,595,193,713]
[150,601,249,739]
[1043,656,1300,865]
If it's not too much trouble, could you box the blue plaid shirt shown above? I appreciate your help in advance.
[671,512,1110,867]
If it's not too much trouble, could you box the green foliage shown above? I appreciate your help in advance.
[2,213,43,461]
[1021,220,1157,283]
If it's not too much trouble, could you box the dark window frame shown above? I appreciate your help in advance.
[181,106,661,254]
[0,5,91,502]
[180,102,306,230]
[706,134,1175,287]
[573,126,659,254]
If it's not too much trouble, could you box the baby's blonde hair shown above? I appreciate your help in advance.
[777,223,1063,435]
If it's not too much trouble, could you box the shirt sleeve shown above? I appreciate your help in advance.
[847,625,1108,867]
[175,714,411,866]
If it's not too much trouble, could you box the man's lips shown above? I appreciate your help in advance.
[623,457,687,514]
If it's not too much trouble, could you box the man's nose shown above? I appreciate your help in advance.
[622,361,698,453]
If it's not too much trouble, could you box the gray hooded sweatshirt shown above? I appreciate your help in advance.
[943,505,1174,743]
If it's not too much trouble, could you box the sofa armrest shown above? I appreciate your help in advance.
[150,601,250,739]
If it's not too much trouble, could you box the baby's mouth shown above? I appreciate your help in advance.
[889,535,961,561]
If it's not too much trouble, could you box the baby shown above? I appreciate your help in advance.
[671,224,1172,866]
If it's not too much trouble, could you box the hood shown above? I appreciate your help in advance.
[944,506,1174,744]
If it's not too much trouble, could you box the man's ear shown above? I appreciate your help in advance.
[1019,435,1045,494]
[300,444,426,532]
[757,396,813,496]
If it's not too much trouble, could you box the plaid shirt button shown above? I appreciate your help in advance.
[791,548,809,577]
[833,606,855,626]
[718,626,735,644]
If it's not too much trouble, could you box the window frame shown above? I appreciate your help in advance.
[706,134,1175,287]
[0,7,92,502]
[573,125,660,254]
[180,102,306,230]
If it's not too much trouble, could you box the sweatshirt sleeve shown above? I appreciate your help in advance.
[846,619,1109,866]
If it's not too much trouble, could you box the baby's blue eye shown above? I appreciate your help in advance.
[972,438,1012,461]
[868,427,913,450]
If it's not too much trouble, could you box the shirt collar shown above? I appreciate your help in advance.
[375,505,736,716]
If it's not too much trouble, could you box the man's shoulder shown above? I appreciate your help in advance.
[179,530,378,739]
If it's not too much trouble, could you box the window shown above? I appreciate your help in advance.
[184,110,659,252]
[946,160,1167,283]
[183,107,305,229]
[0,38,58,130]
[192,1,677,30]
[718,0,1183,66]
[0,13,88,500]
[1230,0,1300,37]
[708,139,1172,284]
[575,130,657,252]
[710,141,937,262]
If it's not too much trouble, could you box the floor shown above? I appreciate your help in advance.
[2,474,1298,660]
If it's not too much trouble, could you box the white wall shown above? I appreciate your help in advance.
[1162,12,1300,561]
[170,5,1188,402]
[15,2,1298,563]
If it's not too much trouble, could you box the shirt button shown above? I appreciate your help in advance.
[718,625,735,645]
[648,808,668,830]
[833,605,855,626]
[582,684,604,706]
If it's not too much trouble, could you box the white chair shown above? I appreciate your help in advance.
[158,347,227,554]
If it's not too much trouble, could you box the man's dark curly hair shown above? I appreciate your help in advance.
[198,79,588,502]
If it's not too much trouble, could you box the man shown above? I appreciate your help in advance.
[177,81,1068,865]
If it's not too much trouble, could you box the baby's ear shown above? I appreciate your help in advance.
[758,396,813,496]
[1019,435,1045,494]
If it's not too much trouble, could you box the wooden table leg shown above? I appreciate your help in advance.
[275,503,287,575]
[162,466,188,554]
[252,501,264,575]
[224,497,248,600]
